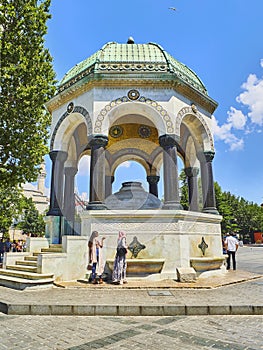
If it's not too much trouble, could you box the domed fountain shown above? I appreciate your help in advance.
[105,181,162,210]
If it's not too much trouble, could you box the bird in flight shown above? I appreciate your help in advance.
[169,7,177,11]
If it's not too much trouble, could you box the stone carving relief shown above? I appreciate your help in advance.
[94,94,174,134]
[50,105,92,150]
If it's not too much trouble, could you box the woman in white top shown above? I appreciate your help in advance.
[89,231,106,284]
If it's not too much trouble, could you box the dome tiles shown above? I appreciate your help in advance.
[58,41,207,96]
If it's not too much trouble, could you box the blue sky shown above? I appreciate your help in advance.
[43,0,263,204]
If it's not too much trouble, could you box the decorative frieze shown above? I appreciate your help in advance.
[50,105,92,150]
[94,95,174,134]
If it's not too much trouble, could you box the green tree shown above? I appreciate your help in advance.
[0,0,55,231]
[179,170,189,210]
[18,197,45,236]
[0,0,56,188]
[0,186,24,238]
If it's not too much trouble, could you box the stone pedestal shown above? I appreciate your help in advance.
[80,209,223,280]
[45,216,62,244]
[176,267,197,282]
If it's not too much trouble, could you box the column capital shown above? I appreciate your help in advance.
[159,134,179,149]
[184,167,199,178]
[88,135,108,148]
[64,167,78,177]
[49,150,68,163]
[203,151,215,162]
[147,175,160,185]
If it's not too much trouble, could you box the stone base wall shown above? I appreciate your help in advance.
[80,209,223,277]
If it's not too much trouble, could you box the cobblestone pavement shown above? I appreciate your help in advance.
[236,246,263,275]
[0,314,262,350]
[0,246,262,349]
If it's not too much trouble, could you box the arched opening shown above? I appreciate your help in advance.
[112,160,148,194]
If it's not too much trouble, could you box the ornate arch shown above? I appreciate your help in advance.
[94,95,174,134]
[50,105,92,150]
[175,106,214,151]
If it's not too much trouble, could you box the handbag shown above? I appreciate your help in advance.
[116,247,127,257]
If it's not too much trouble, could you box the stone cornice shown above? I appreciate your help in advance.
[46,75,218,115]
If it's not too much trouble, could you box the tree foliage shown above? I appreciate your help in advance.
[180,171,263,243]
[18,197,45,236]
[0,186,25,237]
[0,0,55,233]
[179,170,189,210]
[0,0,56,188]
[214,182,263,242]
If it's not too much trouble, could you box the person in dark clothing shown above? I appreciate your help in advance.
[0,238,5,264]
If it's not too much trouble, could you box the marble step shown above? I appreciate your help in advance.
[0,274,54,290]
[16,260,38,267]
[24,256,38,262]
[7,264,38,273]
[40,247,63,253]
[0,269,53,280]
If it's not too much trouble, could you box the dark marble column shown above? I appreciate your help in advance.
[47,150,68,216]
[159,135,183,210]
[105,175,114,198]
[184,167,199,212]
[86,135,108,210]
[200,151,219,214]
[63,167,78,221]
[147,175,160,198]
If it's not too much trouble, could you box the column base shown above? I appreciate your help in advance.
[64,219,74,235]
[202,207,219,215]
[162,201,183,210]
[46,208,62,216]
[86,202,108,210]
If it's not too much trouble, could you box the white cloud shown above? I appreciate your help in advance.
[211,116,244,151]
[212,59,263,151]
[77,155,90,175]
[236,69,263,125]
[119,161,131,168]
[227,107,247,130]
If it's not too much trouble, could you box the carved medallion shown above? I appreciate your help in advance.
[128,236,146,258]
[138,125,151,138]
[198,237,208,256]
[67,102,74,113]
[191,103,198,113]
[128,89,140,100]
[109,125,123,138]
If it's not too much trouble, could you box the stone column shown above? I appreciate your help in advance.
[63,167,78,221]
[200,151,219,214]
[87,135,108,210]
[146,175,160,198]
[105,175,114,198]
[47,150,68,216]
[159,135,183,210]
[184,167,199,212]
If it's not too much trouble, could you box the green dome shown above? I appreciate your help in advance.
[58,41,207,95]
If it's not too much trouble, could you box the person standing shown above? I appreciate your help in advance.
[112,231,128,285]
[89,231,106,284]
[5,238,12,253]
[0,238,5,265]
[225,232,239,270]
